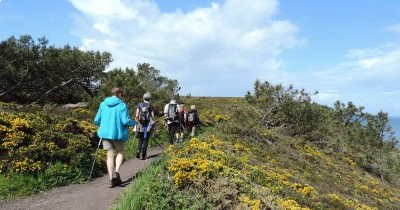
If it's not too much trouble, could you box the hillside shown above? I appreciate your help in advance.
[113,95,400,210]
[1,81,399,209]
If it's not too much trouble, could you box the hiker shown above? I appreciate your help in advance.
[178,104,186,142]
[134,92,155,160]
[94,87,136,188]
[186,105,201,138]
[164,99,180,144]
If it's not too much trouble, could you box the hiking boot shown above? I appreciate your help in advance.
[140,154,147,160]
[111,172,122,187]
[108,180,114,188]
[135,153,140,159]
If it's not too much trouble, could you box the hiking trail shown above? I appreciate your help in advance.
[0,147,164,210]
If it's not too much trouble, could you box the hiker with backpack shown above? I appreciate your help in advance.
[178,104,186,142]
[187,105,201,138]
[94,87,136,188]
[134,92,155,160]
[164,99,180,144]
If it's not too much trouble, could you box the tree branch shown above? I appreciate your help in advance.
[76,81,95,98]
[33,78,75,104]
[0,64,30,98]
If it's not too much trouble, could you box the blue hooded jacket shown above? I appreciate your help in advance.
[94,96,136,141]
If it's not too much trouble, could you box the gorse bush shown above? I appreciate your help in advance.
[165,135,399,209]
[115,82,400,209]
[0,109,104,177]
[181,97,240,127]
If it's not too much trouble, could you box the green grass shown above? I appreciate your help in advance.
[123,128,170,159]
[112,156,211,210]
[0,174,42,201]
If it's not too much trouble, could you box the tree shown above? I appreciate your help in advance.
[0,35,112,104]
[245,80,323,140]
[90,64,180,115]
[366,111,398,182]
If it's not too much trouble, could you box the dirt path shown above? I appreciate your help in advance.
[0,146,164,210]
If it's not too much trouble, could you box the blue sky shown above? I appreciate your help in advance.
[1,0,399,116]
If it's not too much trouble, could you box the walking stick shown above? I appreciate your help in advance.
[131,131,137,155]
[151,135,164,150]
[88,138,102,181]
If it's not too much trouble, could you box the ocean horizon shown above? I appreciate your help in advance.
[389,116,400,148]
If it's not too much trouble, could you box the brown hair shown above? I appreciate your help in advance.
[111,87,123,96]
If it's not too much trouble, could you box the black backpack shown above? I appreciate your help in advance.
[188,112,195,123]
[167,104,178,121]
[138,103,151,126]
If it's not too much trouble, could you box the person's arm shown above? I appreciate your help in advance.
[121,104,137,127]
[135,107,140,121]
[150,104,155,119]
[196,112,201,125]
[163,104,169,127]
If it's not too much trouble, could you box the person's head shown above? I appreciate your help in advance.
[170,99,177,104]
[179,104,185,111]
[143,92,151,101]
[111,87,123,98]
[191,105,196,110]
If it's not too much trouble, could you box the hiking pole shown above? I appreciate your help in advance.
[151,137,164,150]
[88,138,102,181]
[131,131,137,155]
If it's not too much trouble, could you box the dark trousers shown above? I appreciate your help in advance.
[168,123,179,144]
[136,132,150,158]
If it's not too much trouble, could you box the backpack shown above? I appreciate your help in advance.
[188,112,195,123]
[167,104,178,121]
[138,103,151,126]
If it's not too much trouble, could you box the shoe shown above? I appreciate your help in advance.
[140,154,147,160]
[108,180,114,188]
[135,153,140,159]
[111,172,122,187]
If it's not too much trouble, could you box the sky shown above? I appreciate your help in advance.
[1,0,400,116]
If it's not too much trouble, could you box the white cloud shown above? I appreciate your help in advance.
[68,0,302,96]
[285,44,400,116]
[386,23,400,34]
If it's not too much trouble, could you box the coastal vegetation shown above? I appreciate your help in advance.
[1,36,399,209]
[114,85,400,209]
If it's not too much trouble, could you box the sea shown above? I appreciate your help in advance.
[388,116,400,148]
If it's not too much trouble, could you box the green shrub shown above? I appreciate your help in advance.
[113,156,211,210]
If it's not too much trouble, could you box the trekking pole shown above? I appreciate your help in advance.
[151,136,164,150]
[88,138,102,181]
[131,131,137,155]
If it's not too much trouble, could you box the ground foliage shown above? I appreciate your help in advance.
[116,81,400,209]
[0,102,107,200]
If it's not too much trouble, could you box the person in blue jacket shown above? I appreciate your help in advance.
[94,87,136,188]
